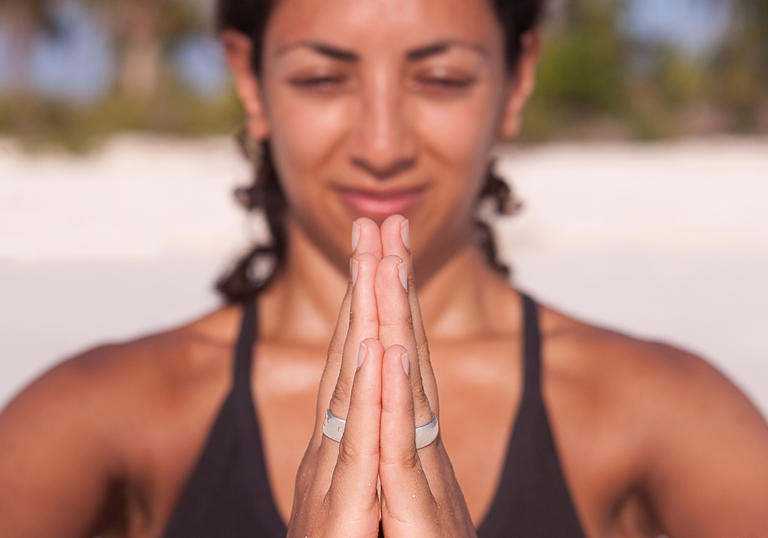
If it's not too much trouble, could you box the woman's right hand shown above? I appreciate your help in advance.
[287,218,384,538]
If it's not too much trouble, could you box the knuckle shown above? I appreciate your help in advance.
[328,379,351,414]
[413,383,432,412]
[393,449,420,472]
[295,455,319,493]
[380,445,420,472]
[336,438,359,467]
[327,339,343,361]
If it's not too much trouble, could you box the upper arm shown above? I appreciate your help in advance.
[0,348,126,538]
[641,347,768,537]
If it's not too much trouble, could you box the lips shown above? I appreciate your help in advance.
[335,186,427,218]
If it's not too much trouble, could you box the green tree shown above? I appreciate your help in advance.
[88,0,207,99]
[523,0,630,139]
[710,0,768,129]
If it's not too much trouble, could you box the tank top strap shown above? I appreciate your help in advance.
[232,293,258,392]
[519,290,543,401]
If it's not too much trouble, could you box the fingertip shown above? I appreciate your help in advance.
[384,343,408,355]
[362,337,384,354]
[382,345,409,385]
[375,255,407,297]
[354,217,383,259]
[357,340,368,369]
[380,215,408,256]
[398,261,408,292]
[357,216,379,228]
[350,254,379,330]
[347,340,382,416]
[377,255,405,274]
[352,253,378,286]
[381,214,406,233]
[358,338,383,370]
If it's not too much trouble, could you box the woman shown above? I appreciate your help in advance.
[1,0,767,536]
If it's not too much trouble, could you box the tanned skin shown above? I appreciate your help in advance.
[2,0,767,536]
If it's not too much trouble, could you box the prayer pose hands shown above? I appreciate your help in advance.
[287,216,476,538]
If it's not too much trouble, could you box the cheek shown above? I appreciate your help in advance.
[411,89,500,208]
[261,83,358,265]
[274,96,349,151]
[414,91,498,164]
[265,87,349,207]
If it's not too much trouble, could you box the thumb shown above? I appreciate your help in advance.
[379,345,435,526]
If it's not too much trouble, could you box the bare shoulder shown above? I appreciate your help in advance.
[0,302,242,452]
[537,300,768,536]
[538,300,766,429]
[0,303,244,536]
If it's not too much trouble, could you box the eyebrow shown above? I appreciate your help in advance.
[275,39,489,62]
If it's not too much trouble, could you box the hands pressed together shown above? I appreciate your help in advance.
[287,215,477,538]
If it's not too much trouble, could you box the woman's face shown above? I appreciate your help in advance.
[228,0,537,277]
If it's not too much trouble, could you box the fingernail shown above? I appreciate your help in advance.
[351,221,361,251]
[357,342,368,369]
[398,262,408,291]
[350,258,359,285]
[401,352,410,377]
[400,219,410,249]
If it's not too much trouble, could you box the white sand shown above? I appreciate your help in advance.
[1,135,766,414]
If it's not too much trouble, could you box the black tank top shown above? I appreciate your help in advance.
[162,291,586,537]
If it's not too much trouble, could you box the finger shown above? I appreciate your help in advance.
[380,215,438,415]
[312,251,379,494]
[380,215,427,359]
[379,345,435,529]
[327,338,383,512]
[375,254,433,426]
[327,252,379,419]
[353,217,383,261]
[326,218,381,419]
[315,218,382,434]
[314,276,353,435]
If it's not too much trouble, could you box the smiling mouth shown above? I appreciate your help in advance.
[335,186,428,218]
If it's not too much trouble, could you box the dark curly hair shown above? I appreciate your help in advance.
[215,0,545,303]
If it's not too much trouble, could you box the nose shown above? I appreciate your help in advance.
[347,70,417,180]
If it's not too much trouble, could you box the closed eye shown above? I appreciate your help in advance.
[289,76,346,87]
[418,77,476,89]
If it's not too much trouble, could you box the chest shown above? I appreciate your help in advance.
[256,345,526,528]
[138,343,652,538]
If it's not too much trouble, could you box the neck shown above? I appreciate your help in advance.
[259,219,516,347]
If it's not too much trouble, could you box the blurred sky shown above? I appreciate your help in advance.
[0,0,731,103]
[623,0,730,55]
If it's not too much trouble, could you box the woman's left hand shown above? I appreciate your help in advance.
[374,215,477,538]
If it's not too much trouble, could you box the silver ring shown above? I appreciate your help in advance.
[322,409,439,449]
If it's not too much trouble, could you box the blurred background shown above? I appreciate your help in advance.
[1,0,766,411]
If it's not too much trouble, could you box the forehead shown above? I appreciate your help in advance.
[265,0,502,56]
